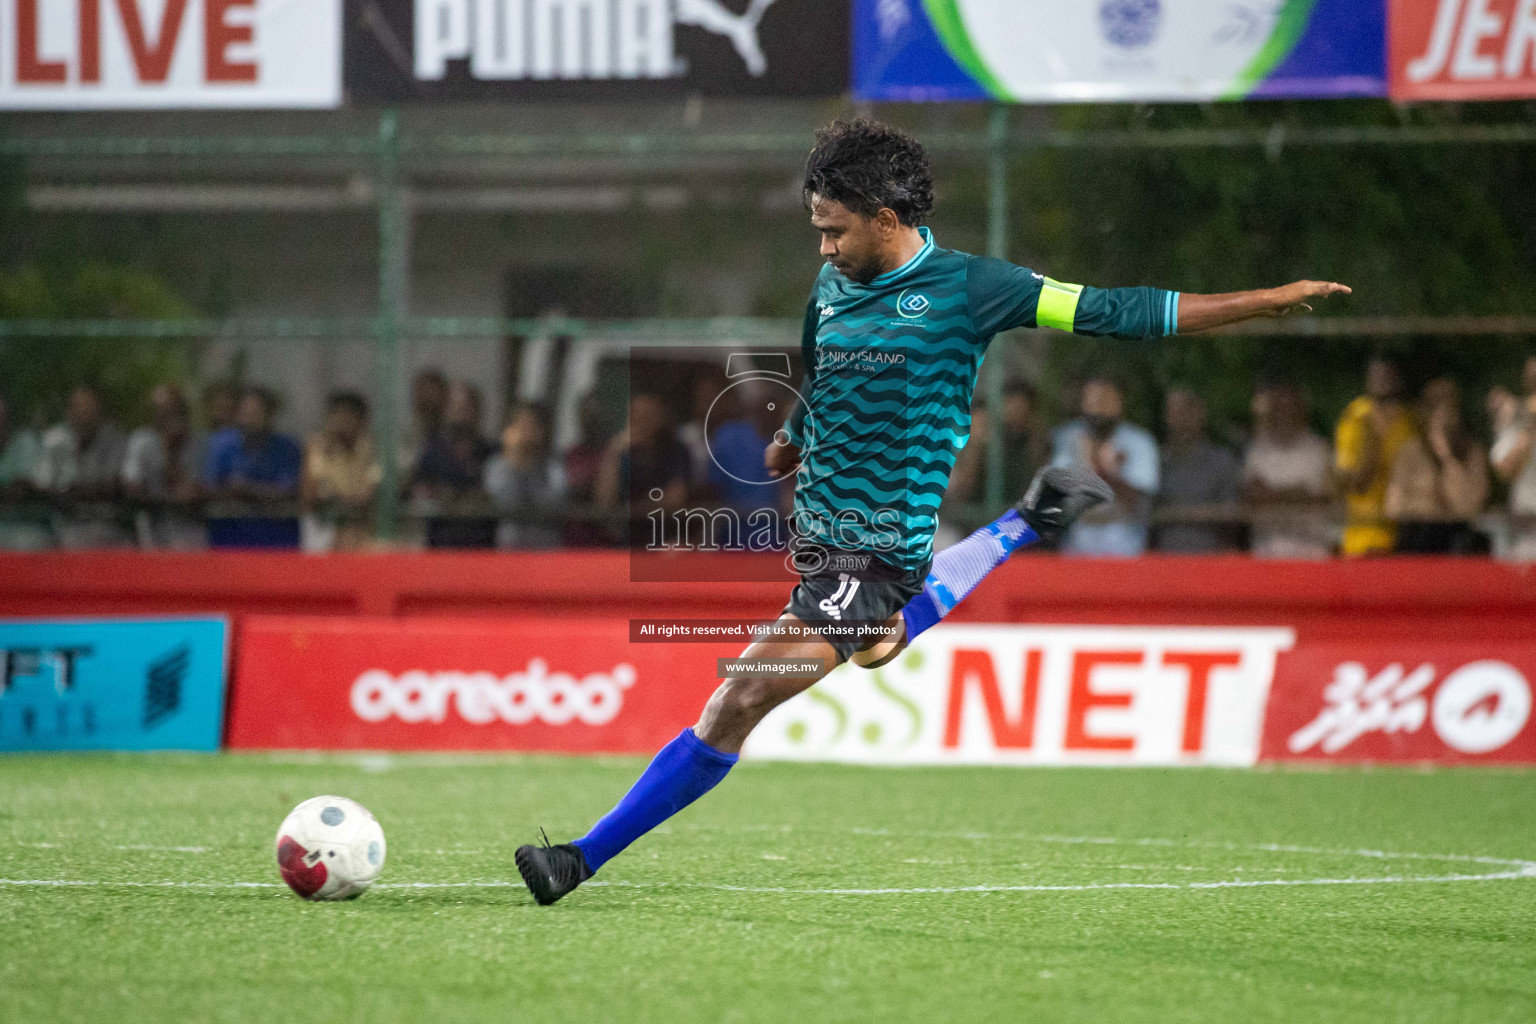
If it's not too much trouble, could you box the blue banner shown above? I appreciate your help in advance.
[0,618,229,751]
[854,0,1386,103]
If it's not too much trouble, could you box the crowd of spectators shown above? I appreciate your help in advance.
[0,380,375,552]
[0,366,681,553]
[3,352,1536,559]
[950,353,1536,559]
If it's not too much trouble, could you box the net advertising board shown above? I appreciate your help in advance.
[747,626,1536,766]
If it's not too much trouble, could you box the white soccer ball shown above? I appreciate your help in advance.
[275,796,386,901]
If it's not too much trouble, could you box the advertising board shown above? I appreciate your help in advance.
[227,616,725,751]
[0,0,343,109]
[853,0,1387,102]
[0,617,228,750]
[745,624,1296,766]
[10,2,1534,109]
[1264,642,1536,763]
[226,610,1536,765]
[345,0,849,100]
[1389,0,1536,100]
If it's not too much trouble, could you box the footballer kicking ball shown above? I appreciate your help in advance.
[275,796,386,900]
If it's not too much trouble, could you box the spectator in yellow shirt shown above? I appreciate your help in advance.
[300,391,381,552]
[1335,355,1417,556]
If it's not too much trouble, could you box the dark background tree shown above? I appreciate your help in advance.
[1000,100,1536,440]
[0,146,200,429]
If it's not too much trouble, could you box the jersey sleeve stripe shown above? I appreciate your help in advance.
[1037,278,1084,331]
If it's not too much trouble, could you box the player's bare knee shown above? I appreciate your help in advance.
[850,637,906,670]
[699,677,761,731]
[718,675,780,721]
[696,676,786,749]
[849,615,906,670]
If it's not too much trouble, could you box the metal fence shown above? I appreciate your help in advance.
[6,108,1536,538]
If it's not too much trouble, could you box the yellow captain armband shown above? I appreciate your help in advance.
[1036,278,1084,331]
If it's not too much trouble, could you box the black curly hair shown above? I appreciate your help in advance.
[803,118,935,228]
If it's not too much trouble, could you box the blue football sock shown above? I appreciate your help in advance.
[900,509,1039,641]
[573,727,738,873]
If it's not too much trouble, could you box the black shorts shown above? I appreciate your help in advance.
[782,551,929,664]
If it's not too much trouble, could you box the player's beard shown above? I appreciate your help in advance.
[830,253,883,285]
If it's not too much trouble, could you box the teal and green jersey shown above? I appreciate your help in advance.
[784,228,1178,571]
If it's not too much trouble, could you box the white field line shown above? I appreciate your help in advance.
[0,869,1533,895]
[0,880,278,889]
[19,831,1528,872]
[4,834,1533,896]
[671,825,1536,872]
[588,869,1536,895]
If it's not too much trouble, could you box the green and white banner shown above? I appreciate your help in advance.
[744,625,1295,766]
[854,0,1387,101]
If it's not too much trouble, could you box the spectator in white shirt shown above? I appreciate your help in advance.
[1050,377,1159,557]
[33,384,130,548]
[1242,381,1335,558]
[1490,356,1536,560]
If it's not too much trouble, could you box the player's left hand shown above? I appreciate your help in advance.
[1266,280,1352,317]
[765,436,801,479]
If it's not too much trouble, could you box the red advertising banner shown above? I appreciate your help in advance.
[228,617,728,752]
[228,614,1536,764]
[1264,642,1536,763]
[1390,0,1536,100]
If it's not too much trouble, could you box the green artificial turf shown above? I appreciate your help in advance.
[1,753,1533,1023]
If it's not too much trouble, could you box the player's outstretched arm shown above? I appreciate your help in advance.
[990,266,1350,342]
[1175,281,1351,334]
